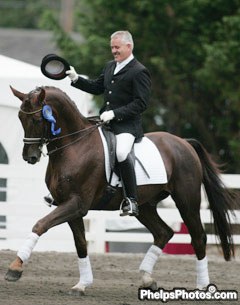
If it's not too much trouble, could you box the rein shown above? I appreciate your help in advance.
[47,123,103,155]
[19,106,104,155]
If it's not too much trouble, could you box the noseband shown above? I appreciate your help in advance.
[19,106,47,145]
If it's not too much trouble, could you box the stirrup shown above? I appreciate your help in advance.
[120,197,139,217]
[43,194,54,207]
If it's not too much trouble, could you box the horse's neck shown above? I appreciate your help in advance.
[63,111,89,131]
[55,100,89,132]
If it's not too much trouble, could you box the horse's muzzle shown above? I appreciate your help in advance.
[23,144,42,164]
[25,156,40,164]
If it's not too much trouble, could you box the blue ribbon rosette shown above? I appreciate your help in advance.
[42,105,61,136]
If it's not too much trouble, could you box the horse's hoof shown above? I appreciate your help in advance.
[140,280,158,290]
[140,272,157,290]
[4,269,23,282]
[149,281,157,290]
[69,283,87,296]
[69,289,85,296]
[197,285,208,290]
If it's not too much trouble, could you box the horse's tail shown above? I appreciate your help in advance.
[186,138,238,261]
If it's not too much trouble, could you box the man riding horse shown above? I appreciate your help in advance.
[64,30,151,217]
[7,82,238,292]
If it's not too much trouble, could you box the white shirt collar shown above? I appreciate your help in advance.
[114,54,134,74]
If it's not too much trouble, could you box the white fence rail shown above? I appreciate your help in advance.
[85,208,240,253]
[0,163,240,253]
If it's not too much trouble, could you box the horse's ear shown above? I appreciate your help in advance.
[37,88,46,105]
[10,86,26,101]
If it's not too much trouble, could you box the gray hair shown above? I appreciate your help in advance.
[111,30,134,50]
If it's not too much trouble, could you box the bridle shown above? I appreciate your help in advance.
[19,105,104,155]
[20,106,46,145]
[19,107,43,115]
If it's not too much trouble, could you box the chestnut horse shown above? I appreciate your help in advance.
[5,86,238,294]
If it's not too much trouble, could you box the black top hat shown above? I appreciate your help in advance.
[40,54,70,80]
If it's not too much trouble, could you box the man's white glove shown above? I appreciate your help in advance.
[65,66,78,82]
[100,110,115,122]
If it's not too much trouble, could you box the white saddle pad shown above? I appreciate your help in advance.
[98,127,167,187]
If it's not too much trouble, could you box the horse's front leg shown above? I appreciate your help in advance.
[68,217,93,295]
[5,196,84,282]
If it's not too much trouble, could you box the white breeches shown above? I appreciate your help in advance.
[116,133,135,162]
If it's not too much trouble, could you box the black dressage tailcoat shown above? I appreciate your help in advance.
[71,58,151,138]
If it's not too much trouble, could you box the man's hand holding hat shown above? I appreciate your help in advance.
[66,66,78,82]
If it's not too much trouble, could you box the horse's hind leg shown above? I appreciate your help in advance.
[68,217,93,295]
[137,203,174,289]
[172,186,209,289]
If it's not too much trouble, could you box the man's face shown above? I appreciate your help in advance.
[111,36,132,63]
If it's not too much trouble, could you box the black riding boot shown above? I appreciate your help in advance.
[118,155,139,217]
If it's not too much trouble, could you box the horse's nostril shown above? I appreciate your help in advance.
[28,156,38,164]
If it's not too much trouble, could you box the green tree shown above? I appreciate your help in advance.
[0,0,59,28]
[42,0,240,172]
